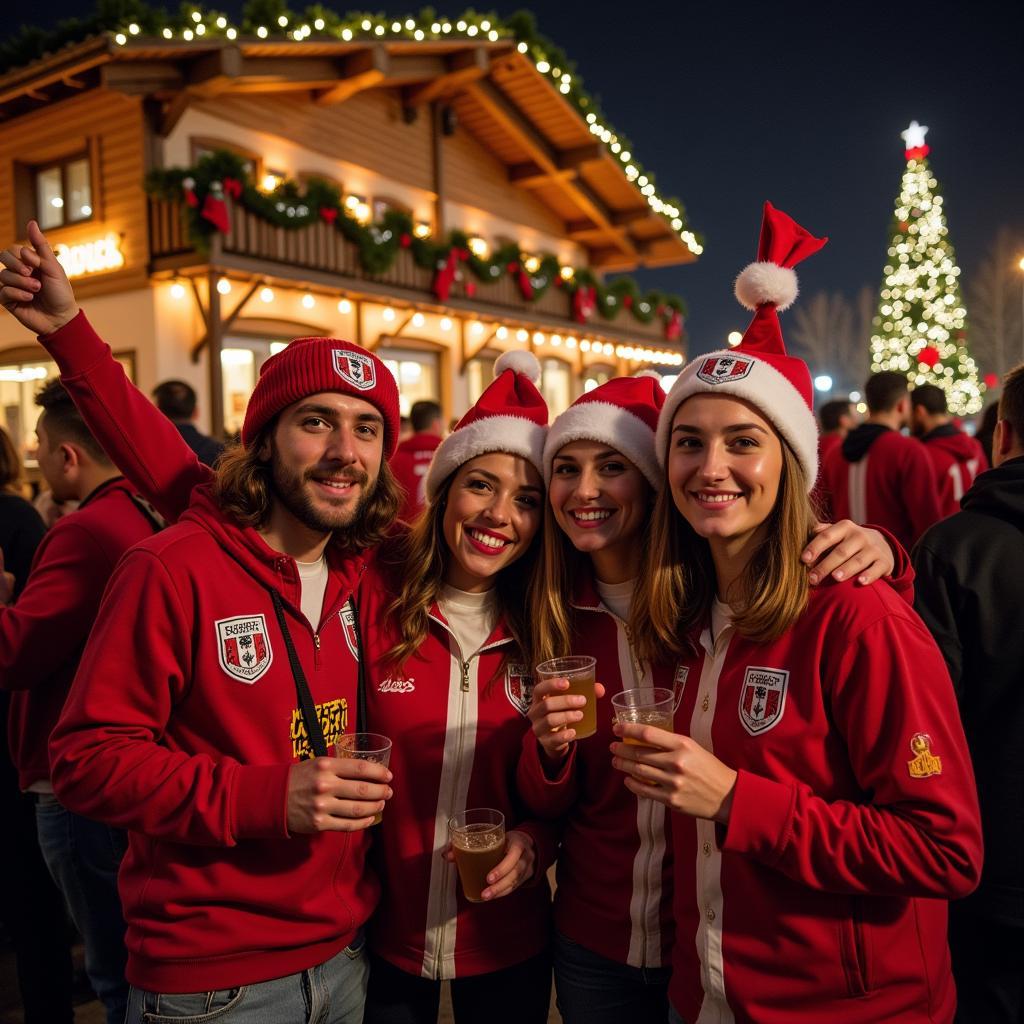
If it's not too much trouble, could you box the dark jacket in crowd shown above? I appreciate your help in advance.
[913,454,1024,926]
[174,421,223,467]
[0,493,46,599]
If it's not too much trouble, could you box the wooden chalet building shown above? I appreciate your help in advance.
[0,9,701,463]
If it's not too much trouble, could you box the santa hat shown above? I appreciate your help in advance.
[655,202,827,491]
[543,372,665,489]
[424,350,548,500]
[242,337,400,457]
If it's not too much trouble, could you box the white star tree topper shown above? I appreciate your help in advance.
[901,120,929,149]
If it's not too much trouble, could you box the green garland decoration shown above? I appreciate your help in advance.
[145,150,688,331]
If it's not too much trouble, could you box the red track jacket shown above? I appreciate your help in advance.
[0,477,158,789]
[921,423,989,517]
[391,432,442,523]
[668,579,982,1024]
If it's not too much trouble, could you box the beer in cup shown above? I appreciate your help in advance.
[611,687,675,744]
[335,732,392,825]
[448,808,506,903]
[535,656,598,739]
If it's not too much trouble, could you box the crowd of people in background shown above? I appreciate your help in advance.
[0,205,1019,1024]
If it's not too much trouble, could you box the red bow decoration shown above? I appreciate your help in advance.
[664,308,683,341]
[573,285,596,323]
[223,177,243,199]
[319,207,337,224]
[400,233,412,249]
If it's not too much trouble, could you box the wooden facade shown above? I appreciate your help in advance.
[0,30,697,449]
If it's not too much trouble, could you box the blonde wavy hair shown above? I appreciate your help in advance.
[379,467,541,669]
[630,437,816,661]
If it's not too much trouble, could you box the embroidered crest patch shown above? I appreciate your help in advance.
[339,603,360,660]
[216,614,273,684]
[332,349,377,391]
[505,663,534,716]
[907,733,943,778]
[738,666,789,735]
[696,355,754,385]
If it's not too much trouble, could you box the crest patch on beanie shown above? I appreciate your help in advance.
[332,349,377,391]
[696,355,754,385]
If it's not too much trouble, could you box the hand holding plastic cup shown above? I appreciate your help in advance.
[535,656,598,739]
[335,732,392,824]
[611,687,676,745]
[448,808,506,902]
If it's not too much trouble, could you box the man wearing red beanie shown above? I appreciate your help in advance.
[0,222,402,1023]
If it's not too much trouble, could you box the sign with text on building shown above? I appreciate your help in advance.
[55,233,124,278]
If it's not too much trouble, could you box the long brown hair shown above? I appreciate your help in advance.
[0,426,24,495]
[381,467,541,669]
[631,438,815,661]
[212,429,402,552]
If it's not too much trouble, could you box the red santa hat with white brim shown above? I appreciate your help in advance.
[543,372,666,489]
[655,202,827,492]
[424,350,548,501]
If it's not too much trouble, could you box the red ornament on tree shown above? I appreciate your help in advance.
[400,233,412,248]
[918,346,940,368]
[984,372,999,389]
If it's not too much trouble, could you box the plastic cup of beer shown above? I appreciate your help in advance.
[335,733,392,825]
[535,656,598,739]
[448,808,506,903]
[611,687,675,744]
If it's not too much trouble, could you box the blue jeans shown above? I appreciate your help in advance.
[34,794,128,1024]
[125,936,369,1023]
[553,931,671,1024]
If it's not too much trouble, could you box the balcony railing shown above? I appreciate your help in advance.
[148,197,675,343]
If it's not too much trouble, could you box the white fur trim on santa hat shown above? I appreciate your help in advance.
[424,414,547,501]
[543,402,662,489]
[734,262,799,312]
[494,349,541,383]
[655,350,818,491]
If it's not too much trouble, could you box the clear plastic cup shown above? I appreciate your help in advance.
[535,656,598,739]
[335,732,392,824]
[611,687,675,744]
[448,808,506,902]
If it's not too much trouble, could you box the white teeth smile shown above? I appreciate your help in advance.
[573,510,612,521]
[698,493,741,503]
[468,529,509,549]
[317,479,353,491]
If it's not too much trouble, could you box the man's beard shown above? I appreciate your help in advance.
[270,456,375,536]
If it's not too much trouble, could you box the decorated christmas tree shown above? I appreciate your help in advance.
[869,121,984,414]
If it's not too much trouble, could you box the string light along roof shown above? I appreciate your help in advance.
[0,7,702,264]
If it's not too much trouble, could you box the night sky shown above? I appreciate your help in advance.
[7,0,1024,361]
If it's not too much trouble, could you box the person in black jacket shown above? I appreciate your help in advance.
[913,362,1024,1024]
[151,378,223,466]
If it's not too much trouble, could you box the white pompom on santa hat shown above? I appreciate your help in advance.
[424,349,549,500]
[655,202,828,491]
[543,372,666,488]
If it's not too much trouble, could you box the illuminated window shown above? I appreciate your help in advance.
[35,155,92,230]
[540,358,573,416]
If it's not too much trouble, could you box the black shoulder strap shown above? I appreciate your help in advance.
[269,588,328,758]
[348,596,368,732]
[127,492,166,534]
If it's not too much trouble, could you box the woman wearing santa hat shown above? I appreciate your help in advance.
[611,203,982,1024]
[356,350,557,1024]
[517,371,909,1020]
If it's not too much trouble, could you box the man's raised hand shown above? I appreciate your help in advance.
[0,221,79,336]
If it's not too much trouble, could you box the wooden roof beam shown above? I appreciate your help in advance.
[186,44,242,97]
[467,80,634,260]
[404,47,490,105]
[556,143,603,170]
[508,162,576,189]
[102,60,185,95]
[314,46,389,106]
[611,207,651,227]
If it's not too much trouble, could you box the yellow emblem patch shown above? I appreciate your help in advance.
[907,732,942,779]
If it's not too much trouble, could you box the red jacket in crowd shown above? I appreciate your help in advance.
[821,424,943,550]
[517,572,677,969]
[921,423,989,517]
[391,432,442,522]
[49,488,378,993]
[0,477,158,790]
[668,579,982,1024]
[358,553,555,980]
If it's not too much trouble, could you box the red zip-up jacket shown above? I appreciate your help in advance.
[0,477,159,789]
[667,579,982,1024]
[49,488,378,992]
[821,424,943,550]
[921,423,989,517]
[517,571,677,969]
[391,432,442,523]
[357,548,554,980]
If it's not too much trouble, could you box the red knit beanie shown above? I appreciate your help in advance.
[241,337,400,457]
